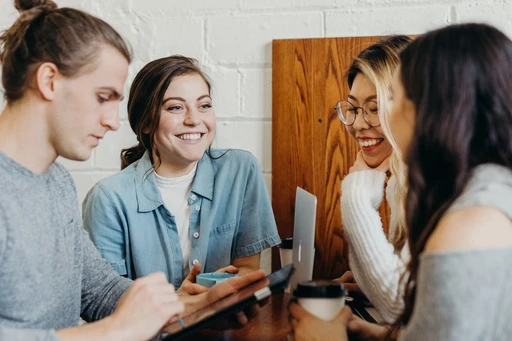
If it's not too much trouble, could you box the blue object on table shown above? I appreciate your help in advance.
[196,272,239,287]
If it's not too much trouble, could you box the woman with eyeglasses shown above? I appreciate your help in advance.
[290,22,512,341]
[333,35,412,324]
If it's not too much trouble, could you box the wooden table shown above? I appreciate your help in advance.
[178,292,292,341]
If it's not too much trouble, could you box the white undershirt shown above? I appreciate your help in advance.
[155,165,197,275]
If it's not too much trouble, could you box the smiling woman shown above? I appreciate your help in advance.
[335,35,412,324]
[82,55,281,291]
[341,72,391,167]
[153,73,216,177]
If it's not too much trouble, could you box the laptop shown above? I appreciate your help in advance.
[289,187,317,292]
[287,187,384,324]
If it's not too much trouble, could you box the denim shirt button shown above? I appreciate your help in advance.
[191,194,197,200]
[195,205,200,211]
[192,259,199,265]
[193,232,199,239]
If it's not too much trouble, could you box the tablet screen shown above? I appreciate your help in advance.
[163,264,294,340]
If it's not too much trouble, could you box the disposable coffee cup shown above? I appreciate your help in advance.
[279,237,293,268]
[279,237,293,293]
[293,280,346,321]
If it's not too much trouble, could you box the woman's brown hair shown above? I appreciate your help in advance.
[0,0,131,102]
[389,23,512,337]
[121,55,212,170]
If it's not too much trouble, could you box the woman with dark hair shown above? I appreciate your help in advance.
[289,23,512,341]
[389,22,512,341]
[83,55,280,293]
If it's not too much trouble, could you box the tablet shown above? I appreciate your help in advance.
[163,264,295,340]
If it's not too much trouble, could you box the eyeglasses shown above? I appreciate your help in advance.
[334,100,380,127]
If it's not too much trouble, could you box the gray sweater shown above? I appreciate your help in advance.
[0,152,132,340]
[399,164,512,341]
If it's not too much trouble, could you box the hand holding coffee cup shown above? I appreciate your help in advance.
[293,280,346,321]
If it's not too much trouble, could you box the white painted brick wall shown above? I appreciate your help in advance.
[207,12,324,64]
[242,68,272,119]
[94,123,138,169]
[456,3,512,35]
[205,66,240,117]
[214,121,272,172]
[325,5,452,36]
[1,0,511,273]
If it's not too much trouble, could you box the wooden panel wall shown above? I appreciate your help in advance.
[271,37,390,280]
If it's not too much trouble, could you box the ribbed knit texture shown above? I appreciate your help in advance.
[341,170,408,323]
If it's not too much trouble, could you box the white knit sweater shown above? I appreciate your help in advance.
[340,170,409,324]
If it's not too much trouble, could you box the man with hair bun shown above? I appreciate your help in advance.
[0,1,265,340]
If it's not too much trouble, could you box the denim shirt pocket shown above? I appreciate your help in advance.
[209,221,236,236]
[108,259,128,276]
[206,221,236,269]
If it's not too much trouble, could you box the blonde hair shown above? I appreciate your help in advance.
[347,35,412,251]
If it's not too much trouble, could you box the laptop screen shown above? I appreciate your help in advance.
[289,187,317,292]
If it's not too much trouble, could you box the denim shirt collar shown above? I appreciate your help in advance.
[134,151,214,212]
[191,154,214,201]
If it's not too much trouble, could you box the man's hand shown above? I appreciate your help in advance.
[109,272,184,341]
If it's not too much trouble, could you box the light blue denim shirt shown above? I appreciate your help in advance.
[82,149,280,288]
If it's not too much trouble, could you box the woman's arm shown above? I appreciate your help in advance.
[232,253,261,275]
[232,152,280,264]
[341,170,406,323]
[400,206,512,341]
[425,206,512,252]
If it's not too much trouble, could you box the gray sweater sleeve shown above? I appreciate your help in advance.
[399,249,512,341]
[78,224,132,322]
[0,328,60,341]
